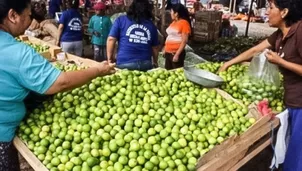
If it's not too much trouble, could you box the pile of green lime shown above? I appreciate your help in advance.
[196,62,284,112]
[19,67,255,171]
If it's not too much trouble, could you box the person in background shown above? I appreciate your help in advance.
[57,0,83,56]
[193,0,204,13]
[107,0,159,71]
[207,0,213,9]
[88,2,112,62]
[219,0,302,170]
[32,1,47,22]
[164,4,191,70]
[0,0,115,170]
[219,18,238,37]
[49,0,64,18]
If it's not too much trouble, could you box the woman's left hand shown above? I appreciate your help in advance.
[172,54,179,62]
[265,50,283,65]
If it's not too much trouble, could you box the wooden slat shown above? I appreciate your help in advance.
[229,137,272,171]
[197,118,279,171]
[13,137,48,171]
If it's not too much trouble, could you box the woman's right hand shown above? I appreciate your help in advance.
[95,61,116,76]
[218,62,231,73]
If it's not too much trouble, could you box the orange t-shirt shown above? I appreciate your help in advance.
[165,19,191,53]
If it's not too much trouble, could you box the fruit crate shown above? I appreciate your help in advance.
[194,30,220,43]
[19,35,61,60]
[14,86,278,171]
[196,89,280,171]
[195,11,223,22]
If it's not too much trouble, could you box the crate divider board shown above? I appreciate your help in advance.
[13,137,48,171]
[19,35,62,60]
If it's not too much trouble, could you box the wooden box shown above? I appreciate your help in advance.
[196,90,280,170]
[19,35,62,60]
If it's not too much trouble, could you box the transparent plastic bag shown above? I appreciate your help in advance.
[248,49,280,86]
[237,50,281,102]
[184,52,208,67]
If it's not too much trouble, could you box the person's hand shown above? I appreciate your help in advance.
[265,50,283,65]
[93,31,100,37]
[95,61,116,76]
[172,54,179,62]
[152,61,158,68]
[55,40,60,46]
[218,62,230,73]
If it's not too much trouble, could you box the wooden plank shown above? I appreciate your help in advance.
[197,118,279,171]
[218,148,248,171]
[196,135,239,167]
[13,137,48,171]
[197,89,260,167]
[229,137,272,171]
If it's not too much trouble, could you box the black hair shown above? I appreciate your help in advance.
[221,18,231,28]
[31,1,47,21]
[171,4,192,29]
[0,0,31,24]
[269,0,302,26]
[67,0,79,9]
[127,0,154,24]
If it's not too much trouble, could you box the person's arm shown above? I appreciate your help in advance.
[45,62,115,94]
[88,18,93,33]
[173,32,189,62]
[56,24,64,46]
[152,46,159,67]
[107,36,117,63]
[107,17,120,63]
[19,48,116,96]
[277,59,302,77]
[218,39,271,72]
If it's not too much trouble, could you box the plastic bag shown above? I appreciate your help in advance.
[185,52,208,67]
[185,45,194,53]
[237,50,281,102]
[248,49,280,86]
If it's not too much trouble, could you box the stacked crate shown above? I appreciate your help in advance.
[194,11,222,42]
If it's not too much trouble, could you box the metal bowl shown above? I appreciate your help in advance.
[184,66,224,87]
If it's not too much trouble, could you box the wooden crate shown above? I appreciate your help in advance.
[14,137,48,171]
[194,21,221,33]
[13,49,279,171]
[19,35,62,60]
[195,11,223,22]
[196,90,280,170]
[194,30,220,42]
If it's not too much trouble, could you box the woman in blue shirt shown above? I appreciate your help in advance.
[107,0,160,71]
[49,0,63,18]
[0,0,115,170]
[57,0,83,56]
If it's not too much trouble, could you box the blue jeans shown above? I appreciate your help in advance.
[283,108,302,171]
[61,41,83,57]
[117,60,153,71]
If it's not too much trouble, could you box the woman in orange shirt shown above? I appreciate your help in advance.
[164,4,191,70]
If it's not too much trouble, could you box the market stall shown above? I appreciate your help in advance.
[14,36,281,171]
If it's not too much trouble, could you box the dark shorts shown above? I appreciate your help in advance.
[164,51,186,70]
[0,142,20,171]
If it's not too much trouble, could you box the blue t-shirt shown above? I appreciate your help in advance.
[109,16,159,65]
[49,0,62,17]
[0,31,61,142]
[59,9,83,42]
